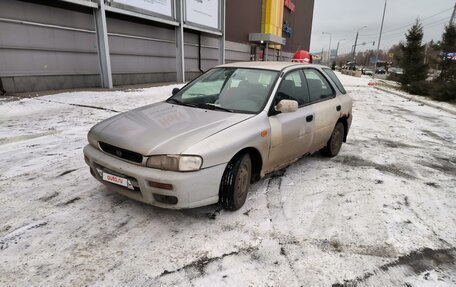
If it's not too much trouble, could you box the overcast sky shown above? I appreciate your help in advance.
[310,0,455,54]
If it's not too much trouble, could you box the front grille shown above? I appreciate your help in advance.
[99,142,143,163]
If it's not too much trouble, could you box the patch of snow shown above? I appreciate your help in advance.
[1,78,455,286]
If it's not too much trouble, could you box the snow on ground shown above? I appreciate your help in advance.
[1,75,455,286]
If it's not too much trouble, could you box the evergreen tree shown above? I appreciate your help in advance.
[399,20,428,94]
[439,24,456,82]
[432,24,456,101]
[424,40,442,70]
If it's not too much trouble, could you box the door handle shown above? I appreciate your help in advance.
[306,115,313,122]
[336,105,341,111]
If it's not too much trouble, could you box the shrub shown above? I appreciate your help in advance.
[406,80,431,96]
[429,81,456,102]
[387,74,401,82]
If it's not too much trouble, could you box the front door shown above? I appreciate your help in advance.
[266,69,315,172]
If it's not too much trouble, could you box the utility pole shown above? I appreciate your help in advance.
[352,32,359,64]
[451,2,456,25]
[373,0,387,79]
[335,38,346,66]
[328,35,332,65]
[424,43,428,64]
[352,26,367,67]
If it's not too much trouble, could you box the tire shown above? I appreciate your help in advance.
[321,122,345,157]
[219,154,252,211]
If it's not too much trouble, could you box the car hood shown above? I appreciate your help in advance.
[91,102,254,155]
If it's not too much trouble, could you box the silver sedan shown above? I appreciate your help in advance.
[83,62,353,210]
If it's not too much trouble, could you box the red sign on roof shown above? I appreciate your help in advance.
[284,0,295,12]
[292,50,312,63]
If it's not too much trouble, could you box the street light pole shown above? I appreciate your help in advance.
[352,26,367,67]
[322,32,332,65]
[373,0,387,79]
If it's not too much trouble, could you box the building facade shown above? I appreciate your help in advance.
[0,0,314,93]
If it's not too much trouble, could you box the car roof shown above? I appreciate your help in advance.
[218,61,325,71]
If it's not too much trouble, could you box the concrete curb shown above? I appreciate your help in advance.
[374,86,456,116]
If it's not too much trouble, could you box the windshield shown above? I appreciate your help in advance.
[168,68,279,114]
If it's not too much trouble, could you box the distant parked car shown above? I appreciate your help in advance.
[389,67,403,76]
[375,67,386,74]
[83,62,353,210]
[362,68,374,76]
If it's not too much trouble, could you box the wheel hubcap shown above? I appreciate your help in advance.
[331,127,343,153]
[236,164,249,199]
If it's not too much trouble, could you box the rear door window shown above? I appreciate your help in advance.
[322,68,347,94]
[303,69,335,103]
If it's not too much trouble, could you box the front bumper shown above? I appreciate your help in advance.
[83,144,226,209]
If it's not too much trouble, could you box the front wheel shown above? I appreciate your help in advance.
[219,154,252,211]
[321,122,345,157]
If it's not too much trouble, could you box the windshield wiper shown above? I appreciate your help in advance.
[166,99,232,112]
[196,103,234,113]
[166,98,182,104]
[166,98,198,108]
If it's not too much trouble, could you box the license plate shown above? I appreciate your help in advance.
[102,172,129,188]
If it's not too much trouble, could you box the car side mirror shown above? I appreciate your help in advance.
[172,87,180,96]
[275,99,298,113]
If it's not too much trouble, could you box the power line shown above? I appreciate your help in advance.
[386,6,453,32]
[360,6,454,37]
[341,18,450,53]
[360,18,450,39]
[359,17,450,41]
[385,16,450,35]
[330,5,454,54]
[383,18,450,39]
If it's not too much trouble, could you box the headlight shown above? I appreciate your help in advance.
[146,155,203,171]
[87,130,98,147]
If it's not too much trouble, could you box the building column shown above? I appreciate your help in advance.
[175,0,185,82]
[218,0,225,65]
[94,0,113,88]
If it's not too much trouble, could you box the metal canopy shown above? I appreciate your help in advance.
[249,33,285,45]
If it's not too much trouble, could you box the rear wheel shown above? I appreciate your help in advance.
[321,122,345,157]
[219,154,252,210]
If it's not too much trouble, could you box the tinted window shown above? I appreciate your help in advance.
[322,68,347,94]
[276,70,310,105]
[303,69,335,102]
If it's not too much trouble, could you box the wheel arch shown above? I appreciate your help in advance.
[230,147,263,183]
[337,115,350,142]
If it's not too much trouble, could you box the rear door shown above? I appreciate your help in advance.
[302,68,342,152]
